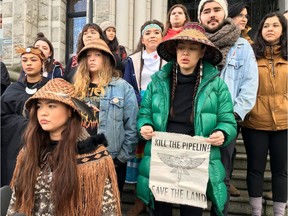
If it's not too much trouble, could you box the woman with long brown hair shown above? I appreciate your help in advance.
[73,39,138,195]
[6,78,121,216]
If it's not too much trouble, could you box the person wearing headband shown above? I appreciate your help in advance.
[73,38,138,194]
[6,78,121,216]
[1,46,49,186]
[18,32,64,80]
[123,19,165,216]
[137,22,237,216]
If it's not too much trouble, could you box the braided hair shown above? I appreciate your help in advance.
[169,59,203,122]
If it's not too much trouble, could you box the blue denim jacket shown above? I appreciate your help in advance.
[220,37,258,120]
[97,77,138,163]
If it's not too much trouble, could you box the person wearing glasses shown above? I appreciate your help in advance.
[228,1,253,44]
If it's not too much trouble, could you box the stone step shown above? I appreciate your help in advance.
[233,153,270,171]
[235,139,246,154]
[231,169,272,191]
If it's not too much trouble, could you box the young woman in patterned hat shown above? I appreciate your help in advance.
[137,22,237,215]
[73,38,139,194]
[6,78,121,216]
[1,46,49,186]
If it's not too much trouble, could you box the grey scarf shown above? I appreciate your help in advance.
[206,18,241,69]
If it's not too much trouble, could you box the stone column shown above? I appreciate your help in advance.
[133,0,147,49]
[151,0,163,21]
[116,0,129,50]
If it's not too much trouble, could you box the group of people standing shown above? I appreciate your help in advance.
[1,0,287,215]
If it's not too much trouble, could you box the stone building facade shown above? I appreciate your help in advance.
[1,0,287,77]
[1,0,168,74]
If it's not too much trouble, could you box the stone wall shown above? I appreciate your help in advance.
[2,0,66,70]
[1,0,167,70]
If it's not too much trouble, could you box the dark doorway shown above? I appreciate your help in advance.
[168,0,279,39]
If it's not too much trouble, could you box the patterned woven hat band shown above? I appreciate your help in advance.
[157,22,223,66]
[25,78,80,115]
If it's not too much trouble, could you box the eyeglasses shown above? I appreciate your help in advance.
[237,14,250,20]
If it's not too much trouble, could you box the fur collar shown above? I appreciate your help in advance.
[77,133,108,155]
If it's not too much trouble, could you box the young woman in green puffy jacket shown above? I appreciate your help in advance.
[136,22,237,216]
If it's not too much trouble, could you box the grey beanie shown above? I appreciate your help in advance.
[198,0,228,22]
[100,21,116,32]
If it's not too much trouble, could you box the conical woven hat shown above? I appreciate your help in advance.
[25,78,80,115]
[157,22,223,66]
[77,38,116,68]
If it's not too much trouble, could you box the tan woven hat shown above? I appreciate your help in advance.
[25,78,80,115]
[77,38,116,68]
[157,22,223,66]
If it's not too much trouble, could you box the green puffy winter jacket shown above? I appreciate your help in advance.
[137,61,237,216]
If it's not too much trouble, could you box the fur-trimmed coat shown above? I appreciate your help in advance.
[7,132,121,216]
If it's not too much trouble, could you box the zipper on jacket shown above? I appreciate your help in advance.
[269,46,275,77]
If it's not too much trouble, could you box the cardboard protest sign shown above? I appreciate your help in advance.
[149,132,211,209]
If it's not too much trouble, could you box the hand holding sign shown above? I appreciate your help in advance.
[140,125,155,140]
[206,130,225,146]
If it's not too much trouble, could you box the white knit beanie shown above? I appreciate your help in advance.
[100,21,116,32]
[197,0,228,22]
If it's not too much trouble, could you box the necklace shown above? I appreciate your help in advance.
[25,80,41,95]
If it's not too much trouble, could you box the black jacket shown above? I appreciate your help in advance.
[1,78,48,186]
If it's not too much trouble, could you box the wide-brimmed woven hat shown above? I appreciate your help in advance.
[16,46,46,62]
[77,39,116,68]
[25,78,80,115]
[157,22,223,66]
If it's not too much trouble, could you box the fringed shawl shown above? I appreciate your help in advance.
[9,143,121,216]
[75,145,121,215]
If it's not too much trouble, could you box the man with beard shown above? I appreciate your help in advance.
[197,0,258,215]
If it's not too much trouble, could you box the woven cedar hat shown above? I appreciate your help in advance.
[16,46,46,62]
[25,78,80,115]
[77,38,116,68]
[157,22,223,66]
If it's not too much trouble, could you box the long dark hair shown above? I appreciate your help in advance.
[252,12,287,60]
[228,1,247,19]
[12,101,82,215]
[163,4,190,36]
[132,20,164,90]
[103,29,120,52]
[134,19,164,53]
[33,32,55,73]
[76,23,105,54]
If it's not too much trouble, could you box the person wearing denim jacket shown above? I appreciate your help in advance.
[220,37,258,120]
[73,38,138,194]
[198,0,258,215]
[97,77,138,163]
